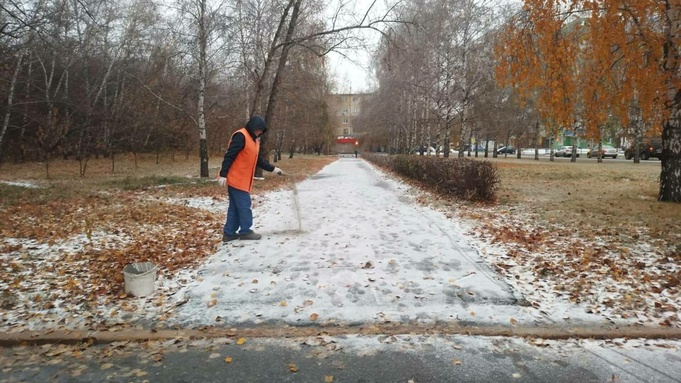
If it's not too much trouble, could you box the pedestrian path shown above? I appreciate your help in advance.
[175,159,538,327]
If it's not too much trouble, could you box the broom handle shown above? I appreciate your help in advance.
[288,175,302,231]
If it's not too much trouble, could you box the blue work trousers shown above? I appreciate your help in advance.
[223,186,253,235]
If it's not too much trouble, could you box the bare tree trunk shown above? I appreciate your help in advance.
[45,153,50,179]
[457,108,465,159]
[534,121,539,161]
[504,130,510,158]
[633,114,642,163]
[570,128,577,162]
[197,0,210,178]
[250,0,296,117]
[19,55,33,163]
[658,5,681,202]
[660,97,681,202]
[0,52,23,161]
[144,55,170,149]
[258,0,303,176]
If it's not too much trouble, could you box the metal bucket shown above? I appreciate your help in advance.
[123,262,157,297]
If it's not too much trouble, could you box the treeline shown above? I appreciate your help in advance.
[0,0,346,176]
[357,0,540,157]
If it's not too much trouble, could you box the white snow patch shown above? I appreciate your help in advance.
[0,180,41,189]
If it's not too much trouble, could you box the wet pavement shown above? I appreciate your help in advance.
[2,334,680,383]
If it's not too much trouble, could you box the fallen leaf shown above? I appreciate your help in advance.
[225,357,233,363]
[452,359,462,365]
[100,363,113,370]
[207,299,217,308]
[280,301,287,307]
[289,363,298,372]
[134,369,147,377]
[310,313,319,321]
[509,318,518,325]
[236,338,246,345]
[325,376,334,382]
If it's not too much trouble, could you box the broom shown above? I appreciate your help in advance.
[288,175,302,231]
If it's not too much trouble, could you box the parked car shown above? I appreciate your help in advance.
[587,144,618,159]
[410,146,436,155]
[555,145,579,157]
[624,139,662,160]
[497,146,516,154]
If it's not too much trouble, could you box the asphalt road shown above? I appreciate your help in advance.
[2,335,680,383]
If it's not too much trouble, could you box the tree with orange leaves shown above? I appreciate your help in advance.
[495,1,581,161]
[496,0,681,202]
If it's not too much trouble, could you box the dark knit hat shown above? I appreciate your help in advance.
[246,116,267,133]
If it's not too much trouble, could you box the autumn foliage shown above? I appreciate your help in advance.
[495,0,681,202]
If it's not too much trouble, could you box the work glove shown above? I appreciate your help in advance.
[217,176,227,187]
[273,167,285,176]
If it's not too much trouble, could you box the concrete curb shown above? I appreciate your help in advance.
[2,323,680,347]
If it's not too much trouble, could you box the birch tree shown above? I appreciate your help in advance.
[497,0,681,202]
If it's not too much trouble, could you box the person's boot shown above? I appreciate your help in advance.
[239,231,262,240]
[222,233,239,242]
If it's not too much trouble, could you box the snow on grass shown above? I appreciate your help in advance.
[0,180,41,188]
[2,157,678,332]
[435,203,680,328]
[0,231,200,333]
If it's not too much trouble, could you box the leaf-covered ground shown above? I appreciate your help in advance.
[0,154,335,332]
[1,154,679,331]
[421,159,680,328]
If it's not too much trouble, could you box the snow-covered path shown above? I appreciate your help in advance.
[175,159,540,327]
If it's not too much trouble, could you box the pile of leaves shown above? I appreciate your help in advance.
[364,154,499,201]
[0,190,222,329]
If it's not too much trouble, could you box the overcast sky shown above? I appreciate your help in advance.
[328,47,374,94]
[324,0,389,94]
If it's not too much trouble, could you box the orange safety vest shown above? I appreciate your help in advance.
[226,128,260,192]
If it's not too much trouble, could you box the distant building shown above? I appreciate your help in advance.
[326,93,370,137]
[326,93,371,154]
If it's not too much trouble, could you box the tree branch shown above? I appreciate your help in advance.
[128,74,198,127]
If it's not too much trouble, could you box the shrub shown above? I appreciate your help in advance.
[363,153,499,202]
